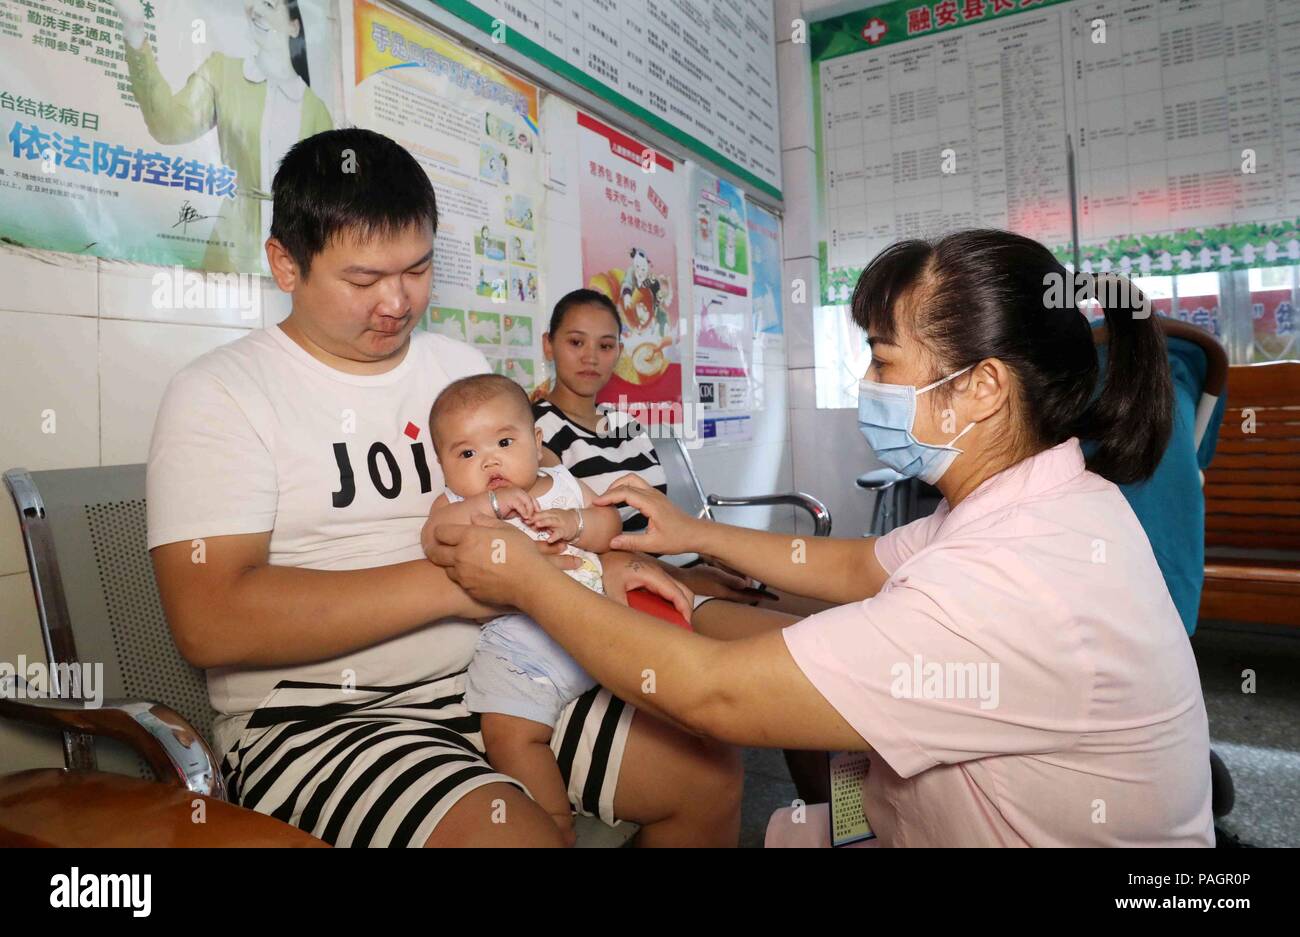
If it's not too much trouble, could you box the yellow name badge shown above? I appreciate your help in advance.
[828,751,875,847]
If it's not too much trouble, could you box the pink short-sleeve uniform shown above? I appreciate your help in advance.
[777,439,1214,847]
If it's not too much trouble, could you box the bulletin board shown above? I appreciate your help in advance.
[410,0,784,201]
[811,0,1300,305]
[370,0,786,444]
[342,0,551,385]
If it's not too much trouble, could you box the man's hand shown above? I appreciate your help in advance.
[600,551,694,622]
[429,516,580,608]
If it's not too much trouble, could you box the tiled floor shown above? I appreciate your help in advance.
[739,748,798,848]
[1193,622,1300,848]
[736,621,1300,848]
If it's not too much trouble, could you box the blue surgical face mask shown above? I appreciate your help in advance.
[857,366,975,484]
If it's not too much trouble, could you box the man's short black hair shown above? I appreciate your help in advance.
[270,128,438,277]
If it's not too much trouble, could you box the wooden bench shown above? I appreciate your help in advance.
[1200,361,1300,626]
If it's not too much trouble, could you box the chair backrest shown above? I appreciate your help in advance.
[4,464,216,780]
[1204,361,1300,551]
[648,436,713,522]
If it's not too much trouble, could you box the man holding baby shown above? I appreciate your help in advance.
[146,128,741,847]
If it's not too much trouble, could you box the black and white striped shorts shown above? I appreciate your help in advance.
[218,672,633,847]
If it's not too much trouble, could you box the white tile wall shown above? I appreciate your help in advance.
[98,259,267,328]
[0,309,101,472]
[0,245,258,775]
[778,39,814,152]
[775,0,804,27]
[0,245,97,317]
[782,256,818,368]
[99,319,250,466]
[790,407,878,538]
[750,365,790,445]
[780,149,817,261]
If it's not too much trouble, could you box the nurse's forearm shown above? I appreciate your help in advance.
[691,523,888,604]
[516,570,871,751]
[517,573,722,734]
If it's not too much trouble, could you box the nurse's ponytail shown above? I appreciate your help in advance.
[852,229,1173,486]
[1070,276,1173,484]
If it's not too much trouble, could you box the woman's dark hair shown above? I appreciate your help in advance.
[852,229,1172,485]
[284,0,311,86]
[548,288,621,338]
[271,128,437,276]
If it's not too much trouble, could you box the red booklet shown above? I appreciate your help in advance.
[627,588,693,631]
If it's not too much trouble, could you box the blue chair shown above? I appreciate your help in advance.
[1093,318,1235,824]
[1092,319,1229,636]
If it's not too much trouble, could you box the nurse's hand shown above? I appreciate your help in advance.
[428,516,575,609]
[594,474,703,555]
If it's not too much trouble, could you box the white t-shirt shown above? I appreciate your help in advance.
[146,325,489,755]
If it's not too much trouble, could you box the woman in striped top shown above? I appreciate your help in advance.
[533,289,762,604]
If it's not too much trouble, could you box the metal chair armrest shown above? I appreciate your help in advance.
[856,468,905,490]
[706,492,832,536]
[0,675,225,799]
[658,552,703,568]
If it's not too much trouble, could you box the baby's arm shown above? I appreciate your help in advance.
[528,480,622,552]
[420,489,527,551]
[421,493,476,555]
[426,492,480,526]
[428,486,537,525]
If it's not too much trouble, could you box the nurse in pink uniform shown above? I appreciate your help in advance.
[429,229,1215,847]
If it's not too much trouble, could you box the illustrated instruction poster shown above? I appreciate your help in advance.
[747,197,785,350]
[577,110,683,425]
[343,0,546,389]
[0,0,338,273]
[691,164,754,445]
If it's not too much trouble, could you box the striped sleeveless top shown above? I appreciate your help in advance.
[532,399,669,532]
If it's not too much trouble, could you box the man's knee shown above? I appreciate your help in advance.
[424,783,564,847]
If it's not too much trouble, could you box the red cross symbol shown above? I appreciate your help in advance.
[403,421,420,440]
[862,18,887,44]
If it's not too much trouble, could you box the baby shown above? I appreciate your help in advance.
[424,373,623,845]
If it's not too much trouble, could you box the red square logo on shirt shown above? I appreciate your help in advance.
[404,421,420,440]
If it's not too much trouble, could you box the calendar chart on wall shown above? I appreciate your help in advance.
[811,0,1300,304]
[429,0,783,199]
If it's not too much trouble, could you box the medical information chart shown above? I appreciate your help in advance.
[817,8,1073,302]
[437,0,782,196]
[1069,0,1300,254]
[813,0,1300,298]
